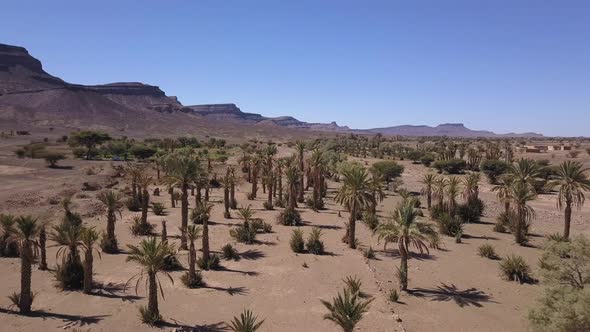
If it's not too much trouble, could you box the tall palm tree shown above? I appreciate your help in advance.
[223,168,232,217]
[546,161,590,240]
[510,182,537,245]
[310,149,327,209]
[285,165,300,210]
[38,223,48,270]
[507,158,541,192]
[335,165,375,249]
[199,203,214,262]
[375,201,431,290]
[492,177,513,214]
[229,166,238,209]
[433,177,447,208]
[97,190,124,253]
[80,227,101,294]
[162,150,202,250]
[276,158,285,202]
[368,172,385,215]
[296,141,306,203]
[420,173,438,210]
[9,216,41,314]
[184,225,202,287]
[249,154,262,199]
[445,176,461,213]
[126,237,175,323]
[138,173,152,227]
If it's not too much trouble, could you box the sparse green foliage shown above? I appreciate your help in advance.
[290,229,305,253]
[227,309,265,332]
[499,254,533,283]
[478,244,498,259]
[222,243,240,260]
[321,287,373,332]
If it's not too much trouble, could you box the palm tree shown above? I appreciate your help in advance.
[50,221,85,289]
[433,177,447,208]
[139,173,152,228]
[38,223,47,270]
[368,172,385,215]
[97,190,124,253]
[199,203,214,262]
[184,225,202,287]
[80,227,101,294]
[321,287,373,332]
[375,201,431,290]
[335,165,375,249]
[8,216,41,314]
[445,176,461,213]
[1,213,18,257]
[492,177,513,214]
[229,166,238,209]
[162,150,202,250]
[510,182,537,245]
[126,163,145,204]
[249,154,262,199]
[285,165,300,210]
[126,237,175,324]
[420,173,438,210]
[546,161,590,240]
[462,172,481,202]
[296,141,306,203]
[507,158,541,192]
[310,149,327,209]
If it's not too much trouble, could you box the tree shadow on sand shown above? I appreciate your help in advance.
[408,283,496,308]
[380,248,436,261]
[217,266,260,276]
[239,249,266,260]
[0,307,109,329]
[91,282,143,302]
[202,285,249,296]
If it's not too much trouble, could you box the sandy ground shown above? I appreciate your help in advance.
[1,134,590,332]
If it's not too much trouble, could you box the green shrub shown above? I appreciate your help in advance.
[227,309,265,332]
[277,208,302,226]
[306,227,325,255]
[100,233,118,254]
[8,291,35,308]
[180,270,205,288]
[290,229,305,253]
[529,286,590,332]
[478,244,498,259]
[151,202,167,216]
[499,255,532,283]
[230,224,257,244]
[126,197,142,212]
[420,153,435,167]
[222,243,239,260]
[433,159,467,174]
[370,161,405,182]
[197,254,221,270]
[481,159,511,184]
[361,212,379,231]
[262,222,273,233]
[546,233,567,243]
[138,305,162,325]
[263,201,274,211]
[130,215,154,236]
[44,152,66,167]
[54,258,84,290]
[343,276,363,296]
[362,246,376,259]
[388,289,399,303]
[437,213,463,237]
[457,198,485,223]
[191,203,212,225]
[163,253,184,271]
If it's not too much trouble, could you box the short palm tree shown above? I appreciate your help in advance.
[335,165,375,249]
[80,227,101,294]
[162,150,202,250]
[49,221,85,290]
[8,216,42,314]
[492,177,513,214]
[420,173,438,210]
[375,201,432,290]
[1,213,18,257]
[509,182,537,245]
[296,141,306,203]
[184,225,202,288]
[546,161,590,240]
[445,176,461,213]
[507,158,541,192]
[462,172,480,202]
[433,177,447,208]
[285,165,301,210]
[321,287,373,332]
[227,309,265,332]
[97,190,124,253]
[126,237,176,324]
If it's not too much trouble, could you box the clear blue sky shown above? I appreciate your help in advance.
[1,1,589,136]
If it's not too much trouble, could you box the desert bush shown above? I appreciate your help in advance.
[433,159,467,174]
[151,202,167,216]
[100,233,118,254]
[163,253,184,271]
[481,159,511,184]
[250,219,264,233]
[181,270,205,288]
[567,150,581,158]
[222,243,240,260]
[130,215,154,236]
[539,236,590,288]
[361,211,379,231]
[546,233,567,243]
[8,292,35,309]
[227,309,265,332]
[499,255,533,283]
[456,198,485,223]
[343,276,363,296]
[290,229,305,253]
[262,222,273,233]
[478,244,498,259]
[388,289,399,303]
[126,197,142,212]
[44,152,66,168]
[191,203,213,225]
[230,225,257,244]
[420,153,435,167]
[54,258,85,290]
[370,160,404,182]
[197,254,221,270]
[262,201,274,210]
[139,305,161,325]
[306,227,325,255]
[362,246,376,259]
[276,208,302,226]
[246,192,255,200]
[437,213,463,237]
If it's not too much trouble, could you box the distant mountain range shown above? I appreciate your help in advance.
[0,43,542,138]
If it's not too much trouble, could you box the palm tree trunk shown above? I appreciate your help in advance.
[181,183,189,250]
[169,188,175,208]
[204,185,209,202]
[189,242,196,281]
[224,186,230,215]
[278,175,283,202]
[504,201,510,215]
[348,203,357,249]
[148,272,159,318]
[83,250,93,294]
[106,210,116,246]
[161,220,167,243]
[38,228,47,270]
[400,250,408,291]
[251,169,258,198]
[427,192,432,210]
[141,188,149,225]
[202,218,210,262]
[267,177,273,206]
[564,201,572,240]
[19,241,32,314]
[196,185,202,207]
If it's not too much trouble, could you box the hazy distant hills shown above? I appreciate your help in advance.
[0,42,542,138]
